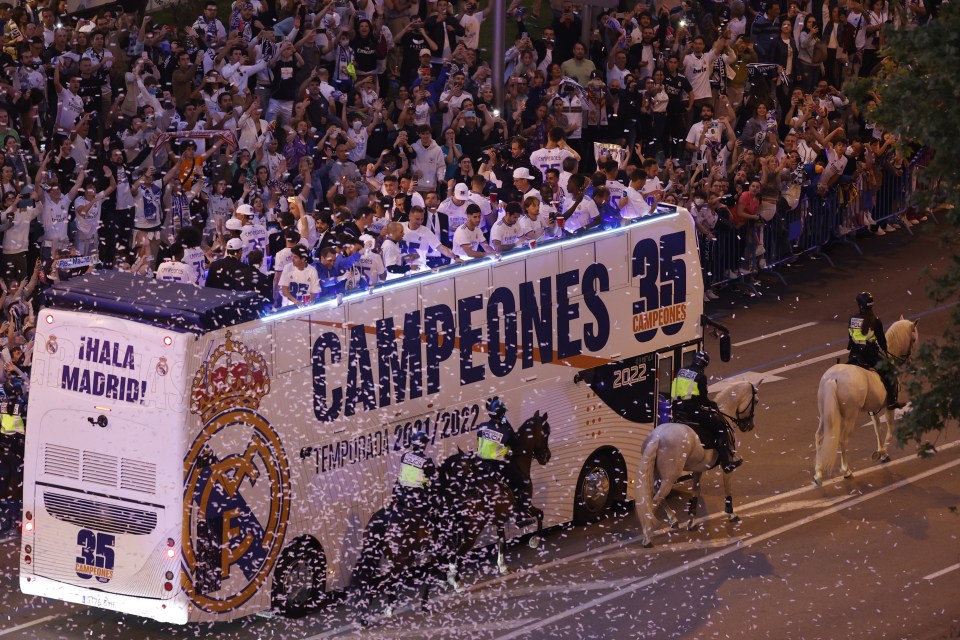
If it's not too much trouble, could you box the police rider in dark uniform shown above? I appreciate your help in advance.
[392,431,437,516]
[847,291,903,410]
[477,398,535,526]
[670,351,742,473]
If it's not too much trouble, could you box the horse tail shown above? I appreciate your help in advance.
[637,433,660,541]
[817,376,843,476]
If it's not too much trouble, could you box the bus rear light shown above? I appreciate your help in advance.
[23,555,31,564]
[165,571,174,580]
[163,336,173,346]
[166,548,176,559]
[24,544,31,553]
[45,314,54,324]
[24,521,33,532]
[163,582,173,591]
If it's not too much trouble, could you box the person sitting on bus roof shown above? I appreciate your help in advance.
[670,351,743,473]
[477,397,536,527]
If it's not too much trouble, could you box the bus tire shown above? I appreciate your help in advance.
[573,449,627,525]
[271,536,327,617]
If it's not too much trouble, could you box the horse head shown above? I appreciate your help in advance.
[716,380,759,432]
[886,316,920,363]
[517,410,551,466]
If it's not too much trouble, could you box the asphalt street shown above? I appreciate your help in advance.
[1,220,958,639]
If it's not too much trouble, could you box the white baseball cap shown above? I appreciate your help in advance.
[236,204,253,217]
[419,48,432,57]
[513,167,533,180]
[226,238,244,251]
[225,218,243,231]
[453,183,470,199]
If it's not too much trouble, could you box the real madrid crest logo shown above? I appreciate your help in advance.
[46,335,58,354]
[156,356,169,376]
[182,332,290,613]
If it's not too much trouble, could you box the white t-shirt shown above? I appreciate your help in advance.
[518,214,550,241]
[182,246,207,286]
[41,196,71,243]
[530,147,574,178]
[155,259,199,284]
[452,223,486,258]
[490,218,524,249]
[273,246,293,274]
[381,237,406,279]
[604,178,626,208]
[57,88,84,132]
[683,50,717,101]
[73,193,106,237]
[400,223,442,268]
[560,196,600,233]
[436,198,472,247]
[620,186,651,219]
[278,263,320,306]
[352,250,386,287]
[458,11,484,49]
[134,180,164,229]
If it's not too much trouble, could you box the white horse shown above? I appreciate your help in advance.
[637,380,759,548]
[814,317,919,485]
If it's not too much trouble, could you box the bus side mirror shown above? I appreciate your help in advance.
[720,334,731,362]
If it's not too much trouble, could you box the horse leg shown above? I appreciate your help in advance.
[496,526,508,575]
[870,411,892,463]
[839,431,854,479]
[685,472,701,531]
[528,506,544,549]
[721,470,739,523]
[814,417,825,486]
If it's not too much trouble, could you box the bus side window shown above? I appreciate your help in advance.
[657,355,674,425]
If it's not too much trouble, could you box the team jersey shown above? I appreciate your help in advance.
[134,179,163,229]
[241,223,268,260]
[517,214,550,241]
[529,147,574,177]
[350,251,386,288]
[560,196,600,233]
[182,246,208,286]
[490,219,524,249]
[605,179,626,208]
[72,194,106,238]
[620,186,651,219]
[278,263,320,306]
[436,198,472,247]
[400,223,442,269]
[452,224,486,258]
[155,260,199,284]
[273,246,293,275]
[40,196,71,243]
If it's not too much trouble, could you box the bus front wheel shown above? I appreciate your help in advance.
[573,450,627,525]
[272,536,327,617]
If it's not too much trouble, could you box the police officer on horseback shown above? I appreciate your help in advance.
[477,397,535,527]
[670,351,743,473]
[392,431,437,516]
[0,371,26,534]
[847,292,903,410]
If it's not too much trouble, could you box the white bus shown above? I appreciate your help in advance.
[20,206,724,623]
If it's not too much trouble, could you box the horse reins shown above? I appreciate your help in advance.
[720,384,758,431]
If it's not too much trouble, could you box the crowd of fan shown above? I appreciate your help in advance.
[0,0,946,415]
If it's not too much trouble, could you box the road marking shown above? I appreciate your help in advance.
[733,322,819,347]
[738,496,850,517]
[762,349,848,377]
[0,615,64,637]
[923,563,960,581]
[469,439,960,598]
[305,617,537,640]
[495,454,960,640]
[712,371,785,391]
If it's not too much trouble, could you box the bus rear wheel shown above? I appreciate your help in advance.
[272,537,327,617]
[573,450,627,525]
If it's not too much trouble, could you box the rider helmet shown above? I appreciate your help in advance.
[856,291,874,311]
[410,430,429,451]
[487,396,507,419]
[692,351,710,368]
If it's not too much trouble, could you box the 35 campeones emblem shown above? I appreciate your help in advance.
[181,333,290,613]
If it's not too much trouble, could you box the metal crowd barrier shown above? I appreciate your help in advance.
[703,161,927,294]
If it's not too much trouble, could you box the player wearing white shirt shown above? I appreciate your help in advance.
[156,259,199,284]
[401,207,461,268]
[529,127,579,177]
[490,202,527,251]
[278,246,320,306]
[436,184,473,248]
[519,198,556,242]
[560,175,601,234]
[620,168,652,219]
[352,237,387,287]
[452,205,494,259]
